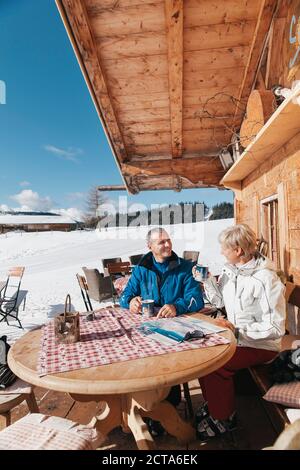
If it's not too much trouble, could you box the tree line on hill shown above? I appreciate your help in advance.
[84,187,233,228]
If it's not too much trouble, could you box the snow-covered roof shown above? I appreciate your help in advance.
[0,214,77,225]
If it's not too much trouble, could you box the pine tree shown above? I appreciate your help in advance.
[209,202,234,220]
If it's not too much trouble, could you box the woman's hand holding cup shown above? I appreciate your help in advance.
[192,264,209,282]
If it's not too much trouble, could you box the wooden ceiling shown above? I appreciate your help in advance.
[56,0,277,193]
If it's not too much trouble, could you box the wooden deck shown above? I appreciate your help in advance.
[9,369,278,450]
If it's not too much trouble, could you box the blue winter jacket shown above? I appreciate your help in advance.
[120,251,204,315]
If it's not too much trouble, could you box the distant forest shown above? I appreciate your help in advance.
[98,201,233,228]
[0,211,60,216]
[209,202,234,220]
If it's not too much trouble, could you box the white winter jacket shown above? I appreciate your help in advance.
[203,256,286,351]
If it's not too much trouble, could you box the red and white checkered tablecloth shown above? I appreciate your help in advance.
[38,307,229,376]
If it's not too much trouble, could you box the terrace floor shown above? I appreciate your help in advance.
[9,369,279,450]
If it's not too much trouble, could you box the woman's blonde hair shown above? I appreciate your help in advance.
[218,224,257,258]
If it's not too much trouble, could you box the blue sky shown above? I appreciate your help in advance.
[0,0,233,219]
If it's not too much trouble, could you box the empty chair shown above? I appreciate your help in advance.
[82,267,112,303]
[101,257,122,276]
[182,251,199,263]
[0,413,104,450]
[106,261,131,277]
[106,262,132,303]
[0,267,26,329]
[129,254,144,266]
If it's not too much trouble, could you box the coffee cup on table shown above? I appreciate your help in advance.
[141,299,155,318]
[194,264,209,282]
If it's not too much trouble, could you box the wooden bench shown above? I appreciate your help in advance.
[249,282,300,434]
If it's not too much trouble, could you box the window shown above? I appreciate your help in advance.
[260,196,280,269]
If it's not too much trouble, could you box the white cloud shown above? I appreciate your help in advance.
[55,207,84,221]
[19,180,30,187]
[8,190,84,221]
[44,145,83,163]
[10,190,53,212]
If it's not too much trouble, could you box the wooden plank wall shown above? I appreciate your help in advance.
[235,132,300,284]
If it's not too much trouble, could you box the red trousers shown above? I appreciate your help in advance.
[199,347,277,420]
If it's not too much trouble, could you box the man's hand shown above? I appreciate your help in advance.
[129,296,142,314]
[156,304,176,318]
[214,317,235,333]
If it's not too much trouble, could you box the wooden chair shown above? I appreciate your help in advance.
[106,262,132,303]
[0,267,26,329]
[102,257,122,276]
[0,384,39,431]
[129,254,144,266]
[106,261,131,277]
[182,250,199,263]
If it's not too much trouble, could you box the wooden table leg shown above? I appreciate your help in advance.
[70,387,196,449]
[129,388,196,445]
[127,403,156,450]
[70,393,122,438]
[143,400,196,444]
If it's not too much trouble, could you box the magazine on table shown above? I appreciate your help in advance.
[137,315,226,345]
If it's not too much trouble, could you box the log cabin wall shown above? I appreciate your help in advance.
[232,0,300,283]
[235,131,300,284]
[263,0,300,89]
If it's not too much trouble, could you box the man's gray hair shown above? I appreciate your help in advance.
[146,227,168,244]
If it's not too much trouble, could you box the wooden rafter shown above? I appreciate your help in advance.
[57,0,128,167]
[97,185,127,191]
[165,0,183,158]
[121,157,224,185]
[234,0,278,121]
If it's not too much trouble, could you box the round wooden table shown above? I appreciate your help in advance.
[8,314,236,449]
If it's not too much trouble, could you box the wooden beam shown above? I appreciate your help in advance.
[97,185,127,191]
[234,0,278,121]
[121,157,224,185]
[165,0,183,158]
[57,0,128,166]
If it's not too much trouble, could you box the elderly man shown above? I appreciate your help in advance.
[120,227,204,316]
[119,227,204,436]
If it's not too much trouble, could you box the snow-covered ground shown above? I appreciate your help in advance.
[0,219,233,343]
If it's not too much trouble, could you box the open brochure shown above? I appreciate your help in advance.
[137,315,226,346]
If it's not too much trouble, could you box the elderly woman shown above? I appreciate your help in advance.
[194,223,286,440]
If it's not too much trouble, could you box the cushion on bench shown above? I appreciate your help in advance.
[263,381,300,408]
[248,334,300,432]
